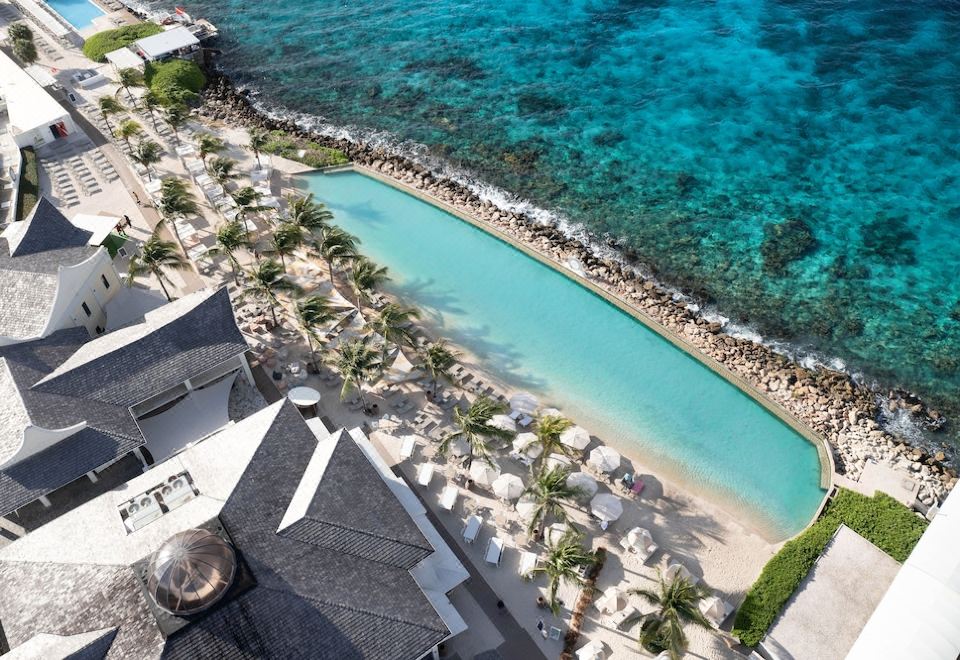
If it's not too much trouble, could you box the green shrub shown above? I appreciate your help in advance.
[259,130,349,168]
[732,488,927,647]
[82,23,163,62]
[144,59,206,106]
[15,147,39,222]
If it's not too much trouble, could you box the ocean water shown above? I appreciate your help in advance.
[304,170,826,539]
[179,0,960,440]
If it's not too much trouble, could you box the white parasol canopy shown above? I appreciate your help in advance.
[590,493,624,522]
[513,432,538,453]
[588,446,621,473]
[492,473,525,500]
[540,407,562,418]
[515,494,537,520]
[626,526,654,550]
[545,453,573,471]
[469,459,501,487]
[594,586,625,614]
[700,595,726,622]
[385,350,424,384]
[575,640,608,660]
[566,471,599,497]
[509,391,539,414]
[488,414,517,432]
[560,425,591,450]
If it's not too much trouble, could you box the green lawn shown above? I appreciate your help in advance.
[15,147,39,222]
[82,23,162,62]
[732,488,927,646]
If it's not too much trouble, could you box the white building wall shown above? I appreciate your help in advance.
[44,249,121,337]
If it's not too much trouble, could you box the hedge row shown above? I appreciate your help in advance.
[732,488,927,646]
[82,23,163,62]
[144,59,206,106]
[259,130,349,169]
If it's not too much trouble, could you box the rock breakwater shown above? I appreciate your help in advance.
[198,74,955,508]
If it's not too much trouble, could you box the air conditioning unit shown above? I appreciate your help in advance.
[160,473,196,511]
[121,493,163,532]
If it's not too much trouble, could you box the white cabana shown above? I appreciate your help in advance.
[626,526,654,550]
[509,391,539,414]
[488,414,517,432]
[590,493,623,522]
[560,426,591,450]
[137,373,237,462]
[665,563,697,584]
[566,471,599,497]
[575,640,608,660]
[491,473,525,500]
[699,595,733,626]
[105,47,145,71]
[594,587,624,614]
[385,350,423,384]
[588,446,621,473]
[469,460,501,488]
[515,495,537,520]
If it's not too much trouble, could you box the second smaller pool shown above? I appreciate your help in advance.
[45,0,105,31]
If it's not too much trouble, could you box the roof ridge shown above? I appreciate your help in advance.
[256,583,449,635]
[295,515,433,552]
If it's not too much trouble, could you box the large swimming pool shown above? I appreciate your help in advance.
[45,0,104,31]
[303,171,826,538]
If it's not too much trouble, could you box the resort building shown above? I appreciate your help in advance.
[0,400,468,658]
[131,25,200,62]
[0,49,76,149]
[0,197,120,344]
[0,287,251,537]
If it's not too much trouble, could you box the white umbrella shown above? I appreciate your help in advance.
[515,494,537,520]
[545,522,569,545]
[576,640,607,660]
[488,414,517,432]
[590,493,623,522]
[560,425,591,450]
[588,445,621,473]
[594,586,624,614]
[492,473,524,500]
[513,432,538,452]
[448,436,470,457]
[700,595,726,621]
[545,453,573,471]
[469,459,501,487]
[510,391,539,414]
[566,471,599,497]
[540,407,562,418]
[626,526,653,549]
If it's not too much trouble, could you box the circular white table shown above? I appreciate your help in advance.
[287,386,321,408]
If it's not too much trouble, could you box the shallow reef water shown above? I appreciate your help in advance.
[177,0,960,441]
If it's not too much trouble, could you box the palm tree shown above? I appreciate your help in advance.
[418,339,460,396]
[131,140,162,180]
[532,528,595,615]
[332,336,381,411]
[533,414,576,474]
[208,156,238,186]
[313,225,359,278]
[98,96,124,135]
[231,185,263,233]
[296,295,338,371]
[439,396,512,468]
[368,302,420,364]
[248,128,268,169]
[163,104,188,145]
[242,258,299,325]
[142,90,162,131]
[157,178,198,241]
[7,22,32,41]
[350,256,389,311]
[127,228,189,301]
[263,222,304,271]
[208,220,251,284]
[11,34,37,65]
[117,119,142,151]
[627,572,712,659]
[115,67,143,106]
[522,466,584,535]
[196,133,225,169]
[286,192,333,235]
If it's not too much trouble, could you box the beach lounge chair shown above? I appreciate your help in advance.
[518,414,534,427]
[439,485,458,511]
[549,626,562,640]
[608,605,638,630]
[463,515,482,544]
[630,479,645,496]
[518,550,539,577]
[399,436,417,461]
[417,463,434,487]
[485,537,504,566]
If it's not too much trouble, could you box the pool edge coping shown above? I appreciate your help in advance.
[313,164,836,529]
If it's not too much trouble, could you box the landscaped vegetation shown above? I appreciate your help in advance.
[144,60,206,106]
[82,23,162,62]
[15,147,38,222]
[8,22,37,65]
[257,130,349,169]
[732,488,927,646]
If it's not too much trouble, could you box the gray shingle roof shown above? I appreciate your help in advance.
[0,198,99,342]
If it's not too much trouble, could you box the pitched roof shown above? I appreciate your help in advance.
[0,198,100,341]
[5,628,119,659]
[0,402,455,660]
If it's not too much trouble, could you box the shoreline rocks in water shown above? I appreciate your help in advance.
[196,72,955,508]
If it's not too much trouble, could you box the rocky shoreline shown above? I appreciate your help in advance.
[197,73,955,507]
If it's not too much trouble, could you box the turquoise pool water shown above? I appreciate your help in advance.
[304,170,826,539]
[46,0,104,30]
